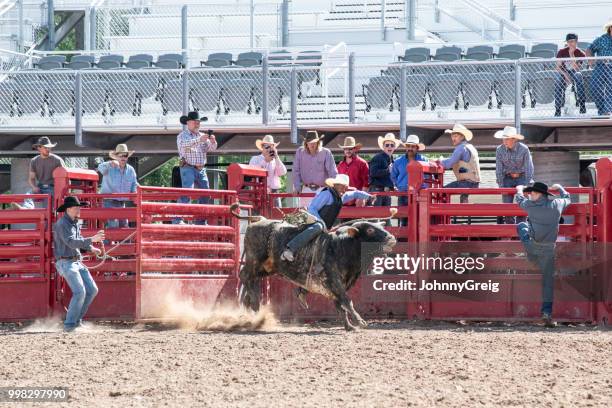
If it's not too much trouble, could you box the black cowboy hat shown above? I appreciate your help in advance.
[523,182,552,196]
[179,111,208,125]
[57,196,89,212]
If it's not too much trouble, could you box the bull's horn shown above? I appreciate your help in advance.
[389,208,398,218]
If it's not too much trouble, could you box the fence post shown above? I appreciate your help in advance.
[75,72,83,147]
[17,0,23,52]
[182,69,189,116]
[499,20,504,41]
[47,0,55,50]
[262,55,269,125]
[514,61,522,133]
[380,0,386,41]
[281,0,289,47]
[89,7,96,50]
[509,0,516,20]
[406,0,415,40]
[181,5,188,67]
[250,0,255,49]
[348,53,355,123]
[399,65,407,141]
[290,67,298,144]
[434,0,440,23]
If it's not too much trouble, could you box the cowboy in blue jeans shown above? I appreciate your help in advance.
[554,33,586,117]
[515,182,571,328]
[53,196,105,332]
[586,21,612,116]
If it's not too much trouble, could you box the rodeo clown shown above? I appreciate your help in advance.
[515,182,571,328]
[280,173,373,262]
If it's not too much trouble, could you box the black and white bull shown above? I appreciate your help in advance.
[230,204,397,331]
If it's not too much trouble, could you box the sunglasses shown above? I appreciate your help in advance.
[118,154,129,159]
[263,145,273,150]
[344,148,354,151]
[384,143,396,148]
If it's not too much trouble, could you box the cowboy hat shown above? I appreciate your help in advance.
[604,20,612,33]
[325,173,350,188]
[109,144,135,160]
[377,133,400,150]
[255,134,280,150]
[444,123,473,141]
[338,136,362,150]
[494,126,525,140]
[402,134,425,151]
[523,182,553,196]
[56,196,89,213]
[303,130,324,143]
[32,136,57,149]
[179,111,208,125]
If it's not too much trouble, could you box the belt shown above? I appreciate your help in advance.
[304,183,322,190]
[506,173,524,179]
[58,256,79,261]
[187,163,205,171]
[39,184,53,188]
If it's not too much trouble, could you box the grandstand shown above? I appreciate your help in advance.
[0,0,611,195]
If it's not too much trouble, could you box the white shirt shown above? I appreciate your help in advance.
[248,154,287,190]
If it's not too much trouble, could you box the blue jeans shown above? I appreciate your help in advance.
[103,199,130,229]
[555,70,585,111]
[286,221,324,253]
[23,184,53,209]
[591,64,612,115]
[398,194,409,227]
[517,222,555,315]
[369,185,391,207]
[55,259,98,330]
[444,180,479,203]
[499,175,527,224]
[174,165,210,224]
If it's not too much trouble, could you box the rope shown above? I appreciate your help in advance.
[88,231,137,270]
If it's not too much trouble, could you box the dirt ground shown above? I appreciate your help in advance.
[1,317,610,408]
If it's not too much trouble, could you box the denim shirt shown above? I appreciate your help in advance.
[308,189,372,222]
[515,187,571,243]
[98,162,138,198]
[391,153,426,191]
[53,214,93,259]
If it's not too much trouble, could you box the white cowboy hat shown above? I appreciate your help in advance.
[338,136,362,150]
[494,126,525,140]
[377,133,401,150]
[255,134,280,150]
[402,134,426,151]
[604,20,612,33]
[109,144,135,160]
[444,123,473,141]
[325,173,350,188]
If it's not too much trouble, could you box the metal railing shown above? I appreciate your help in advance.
[1,55,611,140]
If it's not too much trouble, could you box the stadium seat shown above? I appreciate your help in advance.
[497,44,525,60]
[128,54,154,66]
[405,74,429,110]
[465,45,493,61]
[529,70,557,108]
[50,68,75,83]
[268,50,293,65]
[126,60,150,69]
[47,81,74,116]
[201,53,232,68]
[82,81,109,115]
[530,43,558,57]
[66,60,91,70]
[70,55,95,65]
[214,65,244,81]
[429,73,462,110]
[160,79,183,115]
[157,54,184,68]
[36,55,66,68]
[495,70,522,108]
[190,79,222,114]
[97,60,121,70]
[155,59,180,69]
[0,82,15,115]
[363,75,396,112]
[235,58,260,67]
[253,77,286,114]
[577,41,591,51]
[236,52,262,66]
[433,46,462,62]
[399,47,430,63]
[463,72,495,109]
[38,61,63,70]
[109,80,139,116]
[16,81,46,116]
[221,79,255,114]
[581,68,594,103]
[98,54,124,66]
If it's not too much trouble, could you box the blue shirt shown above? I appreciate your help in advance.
[53,214,93,259]
[97,162,138,198]
[391,153,426,191]
[515,187,571,243]
[588,33,612,57]
[441,141,471,168]
[308,189,372,222]
[368,152,394,188]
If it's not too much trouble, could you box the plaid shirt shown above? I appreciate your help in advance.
[589,33,612,57]
[495,142,534,186]
[176,129,217,166]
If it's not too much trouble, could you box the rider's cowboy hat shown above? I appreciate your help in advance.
[338,136,362,150]
[523,182,553,196]
[56,196,89,213]
[325,173,350,188]
[303,130,324,143]
[179,111,208,125]
[444,123,473,141]
[109,144,135,160]
[494,126,525,140]
[255,134,280,150]
[32,136,57,149]
[377,133,400,150]
[402,134,426,151]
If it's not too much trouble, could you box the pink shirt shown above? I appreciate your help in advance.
[249,154,287,190]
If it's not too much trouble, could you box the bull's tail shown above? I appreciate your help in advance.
[229,202,265,222]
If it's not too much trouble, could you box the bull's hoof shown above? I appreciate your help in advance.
[357,319,368,328]
[294,288,309,310]
[344,322,357,331]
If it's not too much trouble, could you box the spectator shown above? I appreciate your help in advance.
[175,111,217,224]
[586,20,612,116]
[495,126,534,224]
[292,131,337,208]
[280,174,372,262]
[12,136,65,210]
[369,133,399,207]
[437,123,480,204]
[555,33,586,116]
[337,136,369,206]
[515,182,571,328]
[97,144,138,229]
[391,135,427,226]
[249,135,287,208]
[53,196,104,332]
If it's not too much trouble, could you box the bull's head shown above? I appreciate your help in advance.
[343,221,397,254]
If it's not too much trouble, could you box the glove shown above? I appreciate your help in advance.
[551,184,562,190]
[516,185,525,193]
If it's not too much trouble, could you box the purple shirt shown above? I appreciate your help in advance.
[292,146,337,191]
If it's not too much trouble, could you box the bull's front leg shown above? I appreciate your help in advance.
[334,299,357,331]
[329,278,368,330]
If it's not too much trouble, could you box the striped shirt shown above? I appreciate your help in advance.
[176,130,217,166]
[495,142,534,186]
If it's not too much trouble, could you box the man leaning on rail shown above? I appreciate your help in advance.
[54,196,105,332]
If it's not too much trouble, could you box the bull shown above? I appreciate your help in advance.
[230,204,397,331]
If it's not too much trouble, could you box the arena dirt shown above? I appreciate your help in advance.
[1,316,610,408]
